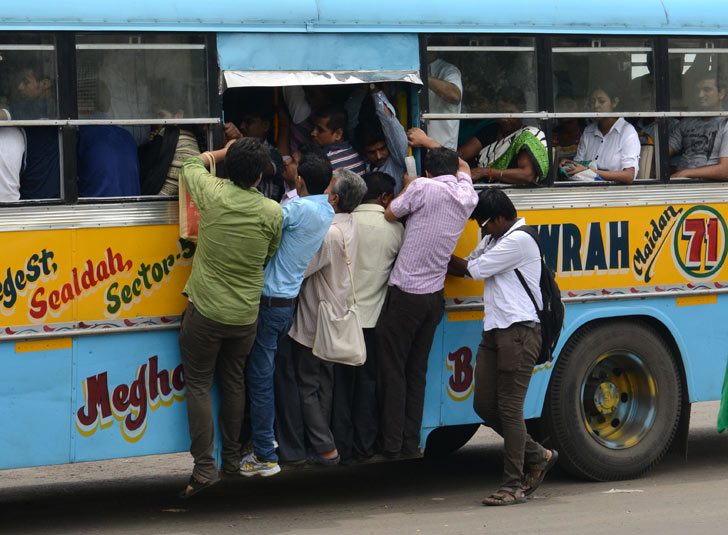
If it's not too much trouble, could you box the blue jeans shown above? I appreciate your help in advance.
[245,301,296,462]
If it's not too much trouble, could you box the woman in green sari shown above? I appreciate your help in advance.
[458,89,549,184]
[408,88,548,184]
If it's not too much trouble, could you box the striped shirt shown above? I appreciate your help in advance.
[388,172,478,294]
[325,141,367,176]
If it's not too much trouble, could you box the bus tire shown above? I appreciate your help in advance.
[424,424,480,458]
[544,320,681,481]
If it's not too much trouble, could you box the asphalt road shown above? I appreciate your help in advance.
[1,401,727,535]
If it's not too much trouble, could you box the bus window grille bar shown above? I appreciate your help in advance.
[423,111,728,120]
[0,118,221,127]
[75,44,205,50]
[426,46,535,52]
[0,44,55,50]
[552,47,652,53]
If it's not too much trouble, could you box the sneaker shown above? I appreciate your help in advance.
[239,453,281,477]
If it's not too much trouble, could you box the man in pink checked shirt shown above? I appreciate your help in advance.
[376,139,478,458]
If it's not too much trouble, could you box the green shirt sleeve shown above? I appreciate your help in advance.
[181,155,219,211]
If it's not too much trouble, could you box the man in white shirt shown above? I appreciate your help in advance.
[331,171,404,462]
[0,107,25,202]
[427,58,463,150]
[449,188,557,506]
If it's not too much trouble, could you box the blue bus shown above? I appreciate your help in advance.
[2,0,728,482]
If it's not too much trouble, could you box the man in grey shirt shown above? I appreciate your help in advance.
[669,75,728,179]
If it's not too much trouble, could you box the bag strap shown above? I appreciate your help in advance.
[512,226,542,314]
[514,268,541,314]
[202,151,216,177]
[335,224,359,306]
[314,223,359,306]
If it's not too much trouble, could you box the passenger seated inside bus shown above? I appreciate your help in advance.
[15,63,60,200]
[408,88,548,184]
[77,80,141,197]
[552,91,583,161]
[347,84,409,193]
[669,74,728,180]
[138,101,203,196]
[560,83,640,184]
[223,89,285,202]
[311,104,367,176]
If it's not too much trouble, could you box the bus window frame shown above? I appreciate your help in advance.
[0,31,220,207]
[420,32,728,187]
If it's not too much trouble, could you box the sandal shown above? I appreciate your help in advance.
[306,452,341,466]
[523,449,559,497]
[482,488,526,506]
[178,474,221,499]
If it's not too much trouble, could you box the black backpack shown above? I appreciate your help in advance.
[513,226,565,364]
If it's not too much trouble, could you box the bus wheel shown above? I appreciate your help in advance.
[424,424,480,458]
[544,320,681,481]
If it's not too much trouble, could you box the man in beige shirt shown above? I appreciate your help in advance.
[331,171,404,462]
[288,168,367,465]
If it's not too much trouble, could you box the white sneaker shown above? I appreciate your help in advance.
[239,453,281,477]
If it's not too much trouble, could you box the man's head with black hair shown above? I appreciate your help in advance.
[296,146,333,196]
[356,119,389,168]
[239,99,275,140]
[225,137,270,189]
[362,171,396,207]
[423,147,459,178]
[311,105,348,148]
[693,74,726,110]
[17,61,53,101]
[470,187,518,240]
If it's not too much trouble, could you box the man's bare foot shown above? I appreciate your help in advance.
[320,449,339,460]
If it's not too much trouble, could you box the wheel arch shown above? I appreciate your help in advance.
[531,302,693,419]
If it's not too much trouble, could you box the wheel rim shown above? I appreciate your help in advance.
[579,350,657,449]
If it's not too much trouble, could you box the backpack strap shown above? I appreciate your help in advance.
[515,268,541,314]
[512,226,542,314]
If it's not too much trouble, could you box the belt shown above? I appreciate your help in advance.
[260,296,296,307]
[517,321,538,328]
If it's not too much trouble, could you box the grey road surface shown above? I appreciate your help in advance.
[1,401,727,535]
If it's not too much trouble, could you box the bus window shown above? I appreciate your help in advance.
[0,34,61,202]
[552,38,654,183]
[421,36,545,185]
[75,34,211,198]
[667,39,728,180]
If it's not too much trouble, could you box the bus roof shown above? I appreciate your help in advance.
[3,0,728,35]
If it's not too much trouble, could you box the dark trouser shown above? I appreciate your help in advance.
[331,328,379,461]
[273,335,306,462]
[473,323,548,492]
[376,286,444,455]
[178,302,257,481]
[292,339,336,453]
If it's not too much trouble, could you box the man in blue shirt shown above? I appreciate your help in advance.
[239,150,335,476]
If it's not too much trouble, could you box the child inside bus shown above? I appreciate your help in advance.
[561,83,640,184]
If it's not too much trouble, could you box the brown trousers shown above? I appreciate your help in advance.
[178,302,257,481]
[473,323,548,492]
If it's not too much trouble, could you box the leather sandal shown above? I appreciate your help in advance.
[482,488,527,506]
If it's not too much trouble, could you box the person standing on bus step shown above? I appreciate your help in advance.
[346,84,409,193]
[331,171,404,463]
[240,150,334,476]
[311,105,367,177]
[288,168,368,465]
[669,74,728,179]
[177,138,283,498]
[448,188,558,506]
[15,64,60,199]
[376,142,478,458]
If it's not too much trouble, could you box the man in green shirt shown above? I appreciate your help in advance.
[178,138,283,498]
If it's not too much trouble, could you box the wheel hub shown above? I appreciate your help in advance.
[594,382,619,414]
